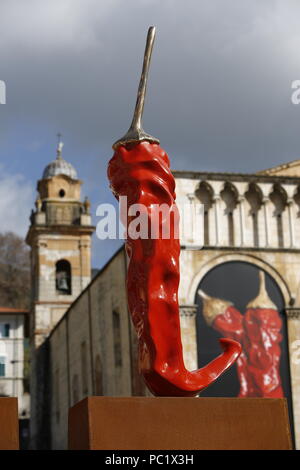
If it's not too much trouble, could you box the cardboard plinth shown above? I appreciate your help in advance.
[68,396,292,450]
[0,398,19,450]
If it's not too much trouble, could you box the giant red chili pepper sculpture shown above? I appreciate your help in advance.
[108,27,241,397]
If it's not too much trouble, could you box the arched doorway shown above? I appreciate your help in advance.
[196,261,292,403]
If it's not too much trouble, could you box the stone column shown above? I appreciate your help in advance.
[287,199,295,248]
[187,193,196,245]
[184,192,204,248]
[258,183,273,248]
[209,181,224,247]
[234,182,248,247]
[213,195,220,246]
[179,305,198,371]
[175,178,198,248]
[262,197,270,247]
[285,308,300,449]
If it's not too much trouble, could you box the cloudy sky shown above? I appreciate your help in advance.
[1,0,300,267]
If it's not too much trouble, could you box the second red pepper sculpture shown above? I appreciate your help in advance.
[199,271,283,397]
[108,27,241,397]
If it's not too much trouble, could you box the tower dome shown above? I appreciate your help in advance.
[42,138,78,180]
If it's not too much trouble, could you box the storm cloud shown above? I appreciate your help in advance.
[1,0,300,265]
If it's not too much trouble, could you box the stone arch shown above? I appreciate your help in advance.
[270,183,288,211]
[245,182,263,210]
[195,181,214,207]
[187,252,291,307]
[195,258,293,403]
[220,182,239,210]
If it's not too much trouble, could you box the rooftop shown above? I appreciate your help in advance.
[0,307,29,315]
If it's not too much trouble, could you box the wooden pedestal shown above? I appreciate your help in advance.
[68,396,292,450]
[0,398,19,450]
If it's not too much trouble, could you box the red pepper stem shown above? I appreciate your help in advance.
[113,26,160,149]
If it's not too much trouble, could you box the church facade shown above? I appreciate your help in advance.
[27,145,300,449]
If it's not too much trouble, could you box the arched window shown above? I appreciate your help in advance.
[55,260,71,295]
[221,183,238,246]
[196,182,213,245]
[270,185,287,248]
[113,310,122,368]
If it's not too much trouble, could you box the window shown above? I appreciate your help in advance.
[0,356,6,377]
[4,324,9,338]
[59,189,65,198]
[113,311,122,367]
[55,260,72,295]
[0,324,10,338]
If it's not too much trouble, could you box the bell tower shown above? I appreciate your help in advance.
[26,138,94,347]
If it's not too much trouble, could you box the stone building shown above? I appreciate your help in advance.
[27,146,300,449]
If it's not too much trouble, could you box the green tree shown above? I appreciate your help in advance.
[0,232,30,309]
